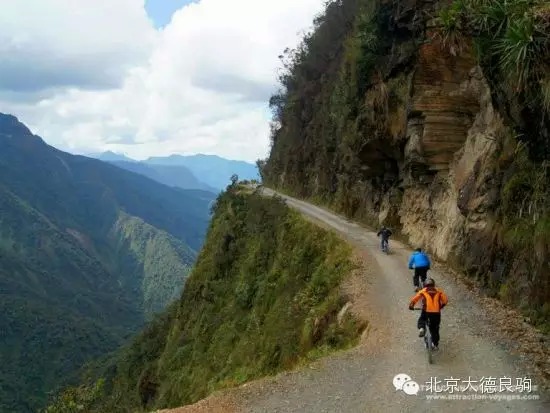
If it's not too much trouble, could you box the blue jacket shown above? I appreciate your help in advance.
[408,251,431,269]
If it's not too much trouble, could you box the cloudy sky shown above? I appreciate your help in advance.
[1,0,326,162]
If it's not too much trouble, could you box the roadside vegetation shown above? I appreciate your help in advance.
[45,182,366,412]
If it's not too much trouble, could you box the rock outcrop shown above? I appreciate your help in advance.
[263,0,549,326]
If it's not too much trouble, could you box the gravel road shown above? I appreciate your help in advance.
[158,188,549,413]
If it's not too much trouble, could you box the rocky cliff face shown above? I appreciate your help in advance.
[395,38,495,251]
[264,0,550,328]
[358,29,508,278]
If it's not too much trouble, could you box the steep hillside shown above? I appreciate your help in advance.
[46,184,365,413]
[0,113,215,413]
[146,154,259,190]
[108,160,218,193]
[262,0,550,329]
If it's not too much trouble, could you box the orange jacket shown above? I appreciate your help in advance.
[409,287,448,313]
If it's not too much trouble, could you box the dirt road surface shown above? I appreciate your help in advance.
[157,188,549,413]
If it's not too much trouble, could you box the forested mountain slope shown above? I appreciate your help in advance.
[45,184,365,412]
[0,113,215,413]
[261,0,550,330]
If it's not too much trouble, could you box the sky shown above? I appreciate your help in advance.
[0,0,326,162]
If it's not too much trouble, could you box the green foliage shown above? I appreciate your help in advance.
[439,0,550,101]
[43,380,105,413]
[498,143,550,325]
[437,0,468,55]
[495,13,543,89]
[81,190,364,412]
[264,0,404,224]
[501,146,549,231]
[110,212,195,317]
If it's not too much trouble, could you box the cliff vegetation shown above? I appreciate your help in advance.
[45,184,365,412]
[260,0,550,329]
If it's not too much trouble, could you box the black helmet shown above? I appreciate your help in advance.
[424,278,435,287]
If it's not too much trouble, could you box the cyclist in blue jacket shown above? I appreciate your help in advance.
[408,247,431,291]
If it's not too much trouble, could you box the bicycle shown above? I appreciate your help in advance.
[381,238,390,254]
[413,308,434,364]
[414,278,425,292]
[412,269,429,292]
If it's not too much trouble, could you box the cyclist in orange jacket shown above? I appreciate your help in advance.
[408,278,448,350]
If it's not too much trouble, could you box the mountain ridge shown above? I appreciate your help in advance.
[0,112,215,413]
[108,160,218,193]
[144,154,259,190]
[88,151,259,191]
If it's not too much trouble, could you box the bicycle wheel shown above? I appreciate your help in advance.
[425,326,433,364]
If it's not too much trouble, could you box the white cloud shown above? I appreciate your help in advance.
[0,0,155,91]
[0,0,326,162]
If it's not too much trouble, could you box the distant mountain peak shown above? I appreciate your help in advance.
[143,154,259,189]
[0,113,32,136]
[0,112,45,146]
[89,151,137,163]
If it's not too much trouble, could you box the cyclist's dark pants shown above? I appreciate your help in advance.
[418,311,441,346]
[413,267,429,288]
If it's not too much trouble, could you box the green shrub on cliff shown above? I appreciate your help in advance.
[497,142,550,330]
[43,380,104,413]
[146,189,364,409]
[52,187,365,412]
[438,0,550,107]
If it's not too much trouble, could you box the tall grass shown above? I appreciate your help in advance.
[437,0,550,105]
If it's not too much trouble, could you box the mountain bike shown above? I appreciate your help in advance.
[413,308,434,364]
[413,270,428,292]
[381,239,390,254]
[414,278,424,292]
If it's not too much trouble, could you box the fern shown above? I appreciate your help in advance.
[438,0,468,55]
[495,14,540,90]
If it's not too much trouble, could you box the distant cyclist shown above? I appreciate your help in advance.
[408,247,431,290]
[376,226,392,252]
[409,278,448,350]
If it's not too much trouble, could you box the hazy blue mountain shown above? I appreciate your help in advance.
[145,154,260,190]
[91,150,136,163]
[108,160,218,193]
[0,113,216,413]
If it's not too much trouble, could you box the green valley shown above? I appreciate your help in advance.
[45,183,365,412]
[0,113,215,412]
